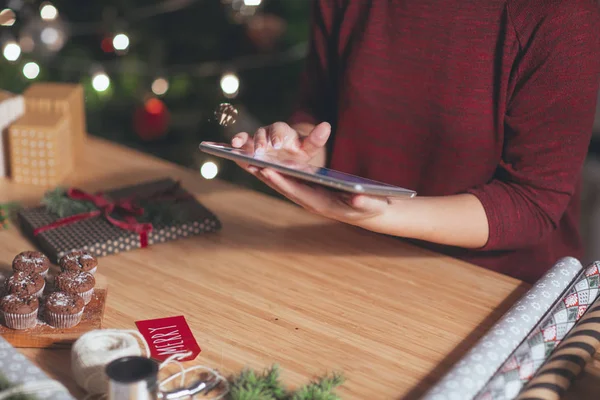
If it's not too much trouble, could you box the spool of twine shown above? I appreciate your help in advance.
[71,329,148,396]
[70,329,228,400]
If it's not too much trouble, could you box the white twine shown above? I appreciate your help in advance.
[71,329,149,398]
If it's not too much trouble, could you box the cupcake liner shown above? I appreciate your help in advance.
[87,266,97,275]
[46,309,83,329]
[2,309,38,330]
[78,287,94,305]
[33,281,45,298]
[40,269,48,278]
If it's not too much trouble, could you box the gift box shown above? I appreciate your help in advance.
[17,178,221,262]
[8,111,72,186]
[0,336,75,399]
[23,83,86,168]
[0,90,25,177]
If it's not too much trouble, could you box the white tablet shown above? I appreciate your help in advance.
[199,142,417,198]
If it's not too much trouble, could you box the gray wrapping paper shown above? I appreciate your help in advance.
[422,257,583,400]
[0,335,75,399]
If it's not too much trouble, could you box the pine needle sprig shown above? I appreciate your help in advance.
[227,365,344,400]
[291,373,345,400]
[41,188,97,218]
[228,365,288,400]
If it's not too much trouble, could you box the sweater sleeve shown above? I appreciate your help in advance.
[466,1,600,251]
[288,0,337,127]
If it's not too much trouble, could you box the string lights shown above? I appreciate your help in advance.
[112,33,129,52]
[91,72,110,92]
[0,0,304,98]
[0,8,16,26]
[200,161,219,180]
[151,78,169,96]
[220,73,240,98]
[22,62,40,79]
[3,41,21,61]
[39,2,58,21]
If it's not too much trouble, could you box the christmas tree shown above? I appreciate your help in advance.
[0,0,310,191]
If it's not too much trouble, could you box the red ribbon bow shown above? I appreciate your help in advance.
[34,188,155,248]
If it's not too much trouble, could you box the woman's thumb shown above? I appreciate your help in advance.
[301,122,331,156]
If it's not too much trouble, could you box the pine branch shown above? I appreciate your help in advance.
[227,365,344,400]
[228,365,287,400]
[41,188,97,217]
[291,374,345,400]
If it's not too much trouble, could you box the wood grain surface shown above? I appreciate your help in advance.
[0,136,597,399]
[0,271,107,349]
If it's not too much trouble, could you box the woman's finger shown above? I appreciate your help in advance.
[301,122,331,158]
[266,122,297,150]
[253,127,268,154]
[349,194,390,212]
[231,132,249,148]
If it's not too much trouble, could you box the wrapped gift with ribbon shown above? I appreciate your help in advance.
[17,178,221,262]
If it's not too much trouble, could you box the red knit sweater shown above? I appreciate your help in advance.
[289,0,600,283]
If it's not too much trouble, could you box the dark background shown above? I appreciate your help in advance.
[0,0,311,194]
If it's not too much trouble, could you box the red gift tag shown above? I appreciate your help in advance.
[135,315,201,362]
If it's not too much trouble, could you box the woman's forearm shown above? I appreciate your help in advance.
[359,193,490,249]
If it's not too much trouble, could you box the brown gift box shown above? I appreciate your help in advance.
[8,111,71,186]
[23,83,86,169]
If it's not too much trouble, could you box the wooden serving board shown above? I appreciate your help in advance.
[0,268,108,348]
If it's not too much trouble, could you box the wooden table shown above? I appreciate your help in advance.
[0,136,598,399]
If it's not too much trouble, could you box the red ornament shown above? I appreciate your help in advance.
[133,98,170,141]
[101,37,114,53]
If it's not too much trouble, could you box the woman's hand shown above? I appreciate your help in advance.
[251,167,392,227]
[231,120,391,227]
[231,121,331,169]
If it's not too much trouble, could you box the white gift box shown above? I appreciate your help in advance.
[0,91,25,177]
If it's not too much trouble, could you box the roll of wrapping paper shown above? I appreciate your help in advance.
[474,262,600,400]
[515,296,600,400]
[422,257,583,400]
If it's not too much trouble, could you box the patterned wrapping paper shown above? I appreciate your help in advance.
[0,335,75,399]
[422,257,583,400]
[17,178,221,263]
[474,262,600,400]
[515,297,600,400]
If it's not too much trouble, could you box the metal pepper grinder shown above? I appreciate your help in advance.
[106,356,160,400]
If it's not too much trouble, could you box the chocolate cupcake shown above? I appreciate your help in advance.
[55,271,95,305]
[12,251,50,277]
[44,292,84,328]
[1,294,39,330]
[5,271,45,298]
[59,251,98,275]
